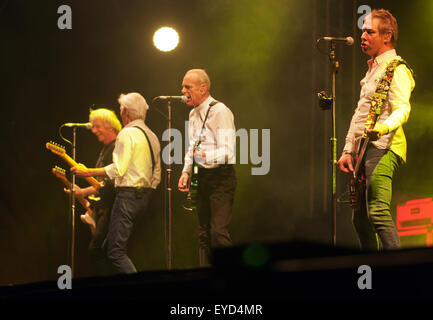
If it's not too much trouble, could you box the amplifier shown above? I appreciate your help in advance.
[397,198,433,230]
[397,198,433,247]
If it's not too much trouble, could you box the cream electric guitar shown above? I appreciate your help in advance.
[52,166,96,235]
[46,141,101,190]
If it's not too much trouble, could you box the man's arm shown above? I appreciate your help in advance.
[64,184,98,197]
[383,65,415,131]
[103,129,133,180]
[366,64,415,140]
[71,164,106,178]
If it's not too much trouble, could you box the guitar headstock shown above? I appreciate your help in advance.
[46,141,66,157]
[52,166,66,179]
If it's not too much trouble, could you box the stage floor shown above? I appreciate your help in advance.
[1,242,433,302]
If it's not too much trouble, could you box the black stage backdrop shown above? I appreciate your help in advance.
[1,0,432,285]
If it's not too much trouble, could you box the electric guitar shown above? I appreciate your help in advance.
[183,140,200,213]
[52,166,96,235]
[348,137,369,210]
[46,141,101,190]
[183,160,198,213]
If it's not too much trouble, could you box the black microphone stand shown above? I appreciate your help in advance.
[58,124,79,278]
[70,127,77,277]
[329,41,339,247]
[152,97,174,270]
[166,99,173,270]
[317,39,340,247]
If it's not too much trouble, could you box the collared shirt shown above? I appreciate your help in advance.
[343,49,415,162]
[104,119,161,189]
[183,96,236,173]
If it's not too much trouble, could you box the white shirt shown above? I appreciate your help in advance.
[104,119,161,189]
[183,96,236,173]
[343,49,415,162]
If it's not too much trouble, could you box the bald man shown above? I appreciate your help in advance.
[178,69,237,267]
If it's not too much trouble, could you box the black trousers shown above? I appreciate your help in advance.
[88,205,116,276]
[196,165,237,266]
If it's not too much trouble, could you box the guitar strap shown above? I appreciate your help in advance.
[363,58,414,136]
[134,126,156,174]
[195,100,218,151]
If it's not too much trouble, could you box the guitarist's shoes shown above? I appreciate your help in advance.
[80,213,96,236]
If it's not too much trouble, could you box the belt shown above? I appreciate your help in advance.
[199,164,234,171]
[115,186,153,194]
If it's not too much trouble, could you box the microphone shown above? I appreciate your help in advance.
[153,95,188,103]
[63,122,92,129]
[319,36,354,45]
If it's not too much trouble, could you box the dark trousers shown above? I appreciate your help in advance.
[88,206,117,276]
[197,165,237,266]
[106,189,150,274]
[353,145,402,251]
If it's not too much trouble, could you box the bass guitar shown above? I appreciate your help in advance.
[52,166,96,235]
[347,101,385,209]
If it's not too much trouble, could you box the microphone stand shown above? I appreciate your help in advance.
[329,41,339,247]
[165,100,173,270]
[167,99,172,270]
[70,128,77,277]
[151,97,175,271]
[58,124,77,277]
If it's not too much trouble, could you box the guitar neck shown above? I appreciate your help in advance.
[60,153,101,190]
[354,137,370,177]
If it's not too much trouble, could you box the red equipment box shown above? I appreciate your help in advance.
[397,198,433,247]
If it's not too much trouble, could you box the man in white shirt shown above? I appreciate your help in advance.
[338,10,415,250]
[73,92,161,274]
[178,69,237,266]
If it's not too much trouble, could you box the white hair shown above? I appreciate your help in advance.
[118,92,149,121]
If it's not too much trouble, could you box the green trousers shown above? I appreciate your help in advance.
[352,145,402,251]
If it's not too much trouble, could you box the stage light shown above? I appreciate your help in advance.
[153,27,179,52]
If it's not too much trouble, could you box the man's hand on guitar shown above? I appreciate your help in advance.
[63,184,85,197]
[178,172,190,193]
[71,163,91,177]
[366,123,389,141]
[337,153,354,173]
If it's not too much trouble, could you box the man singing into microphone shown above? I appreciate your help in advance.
[337,9,415,250]
[178,69,237,267]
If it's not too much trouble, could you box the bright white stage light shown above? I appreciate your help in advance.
[153,27,179,52]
